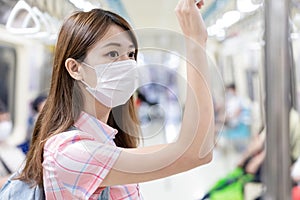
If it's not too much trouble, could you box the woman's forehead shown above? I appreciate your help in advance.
[97,25,134,48]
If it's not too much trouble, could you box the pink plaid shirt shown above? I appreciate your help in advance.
[43,112,142,199]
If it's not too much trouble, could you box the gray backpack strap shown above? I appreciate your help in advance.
[0,171,45,200]
[0,155,12,174]
[67,126,78,131]
[98,187,110,200]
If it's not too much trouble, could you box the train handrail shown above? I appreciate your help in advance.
[6,0,40,34]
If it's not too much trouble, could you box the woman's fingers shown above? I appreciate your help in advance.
[175,0,184,13]
[188,0,204,7]
[196,0,204,9]
[175,0,207,43]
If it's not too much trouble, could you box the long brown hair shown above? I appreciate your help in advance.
[19,9,140,186]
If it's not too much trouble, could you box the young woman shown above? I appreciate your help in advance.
[19,0,214,199]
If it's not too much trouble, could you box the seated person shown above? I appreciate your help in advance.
[18,94,47,154]
[0,100,25,188]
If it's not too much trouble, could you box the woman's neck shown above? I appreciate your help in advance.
[83,98,111,123]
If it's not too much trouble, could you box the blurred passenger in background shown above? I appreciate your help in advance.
[28,94,47,133]
[222,83,251,153]
[0,95,47,188]
[0,100,25,188]
[17,94,47,154]
[203,108,300,200]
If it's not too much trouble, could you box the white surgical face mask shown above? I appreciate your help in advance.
[0,121,12,141]
[81,59,139,108]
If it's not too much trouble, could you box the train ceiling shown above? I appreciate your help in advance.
[0,0,227,30]
[0,0,268,42]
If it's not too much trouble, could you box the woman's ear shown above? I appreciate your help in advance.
[65,58,83,80]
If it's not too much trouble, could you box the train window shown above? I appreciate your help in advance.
[0,45,17,123]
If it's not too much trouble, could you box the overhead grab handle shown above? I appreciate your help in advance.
[6,0,40,34]
[30,7,51,38]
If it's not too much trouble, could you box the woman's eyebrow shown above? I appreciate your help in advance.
[103,42,121,47]
[102,42,135,48]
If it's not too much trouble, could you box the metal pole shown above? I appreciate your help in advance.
[264,0,291,199]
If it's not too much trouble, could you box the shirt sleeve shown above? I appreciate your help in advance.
[53,135,121,199]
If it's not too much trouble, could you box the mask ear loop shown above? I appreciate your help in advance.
[79,62,97,90]
[80,79,93,90]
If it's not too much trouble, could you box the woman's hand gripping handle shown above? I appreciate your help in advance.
[175,0,215,159]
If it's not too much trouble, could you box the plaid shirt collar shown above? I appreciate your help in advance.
[74,111,118,142]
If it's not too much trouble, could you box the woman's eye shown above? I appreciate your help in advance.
[107,51,119,58]
[128,51,135,59]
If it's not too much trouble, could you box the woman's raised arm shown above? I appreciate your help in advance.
[102,0,214,186]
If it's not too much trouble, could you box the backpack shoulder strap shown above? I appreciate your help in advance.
[98,187,110,200]
[67,125,78,132]
[0,155,12,174]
